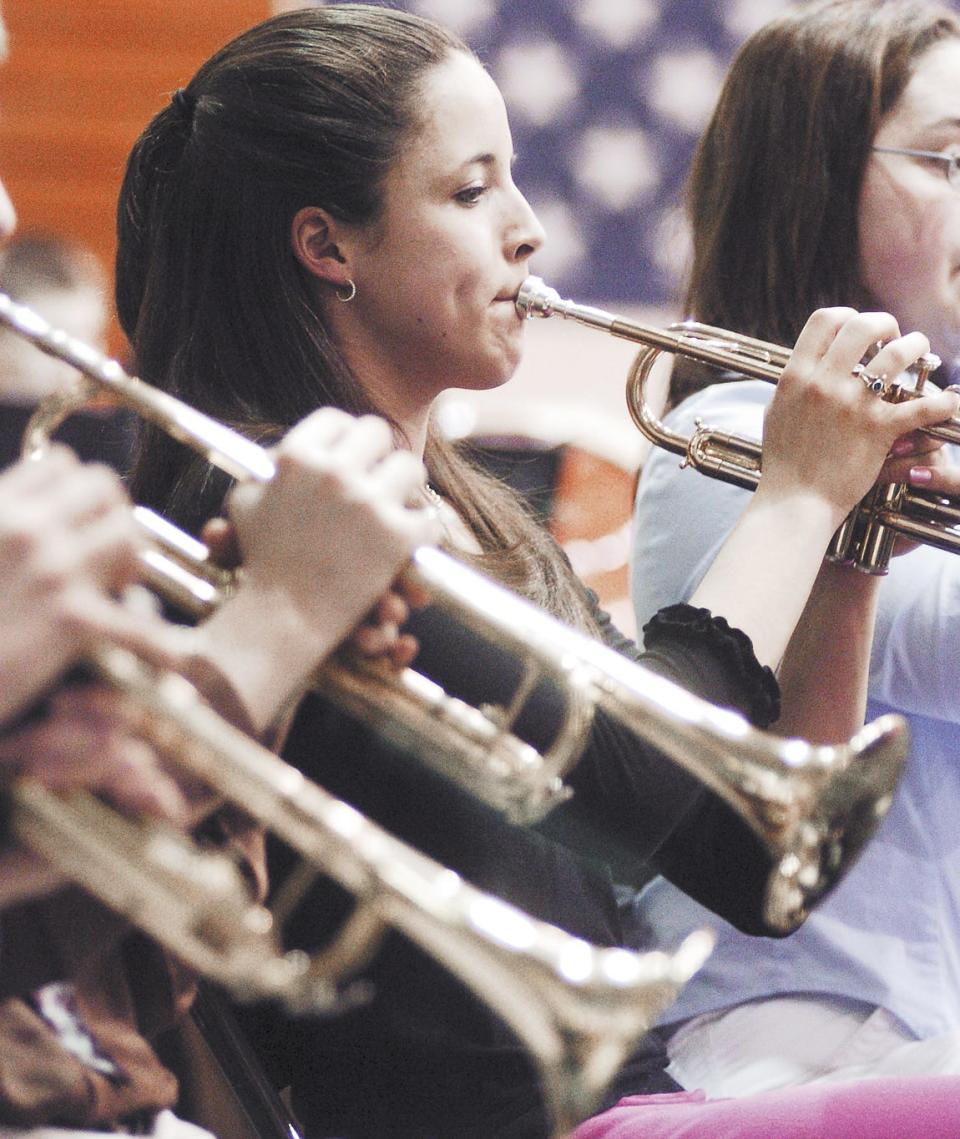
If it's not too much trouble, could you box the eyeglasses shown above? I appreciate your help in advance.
[871,145,960,190]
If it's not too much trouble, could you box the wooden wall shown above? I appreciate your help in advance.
[0,0,267,350]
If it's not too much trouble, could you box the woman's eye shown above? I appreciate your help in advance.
[455,185,487,205]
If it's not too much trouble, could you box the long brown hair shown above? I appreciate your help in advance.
[117,4,596,631]
[671,0,960,408]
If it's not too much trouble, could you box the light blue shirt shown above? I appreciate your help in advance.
[626,379,960,1039]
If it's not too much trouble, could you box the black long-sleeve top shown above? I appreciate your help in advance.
[236,598,780,1139]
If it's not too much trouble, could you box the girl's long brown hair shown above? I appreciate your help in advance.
[671,0,960,409]
[117,4,596,631]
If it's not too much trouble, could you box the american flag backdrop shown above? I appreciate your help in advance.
[424,0,794,307]
[311,0,958,309]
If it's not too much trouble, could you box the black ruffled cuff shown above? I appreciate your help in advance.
[642,603,780,728]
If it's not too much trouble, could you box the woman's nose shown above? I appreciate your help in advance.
[506,187,546,262]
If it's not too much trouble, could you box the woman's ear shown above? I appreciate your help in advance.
[290,206,353,287]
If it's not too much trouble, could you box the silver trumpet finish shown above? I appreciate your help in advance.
[4,290,911,931]
[516,275,960,575]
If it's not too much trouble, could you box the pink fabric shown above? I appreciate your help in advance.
[571,1079,960,1139]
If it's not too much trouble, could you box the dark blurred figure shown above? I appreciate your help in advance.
[0,232,134,472]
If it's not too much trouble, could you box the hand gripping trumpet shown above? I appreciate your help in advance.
[2,290,909,932]
[516,275,960,575]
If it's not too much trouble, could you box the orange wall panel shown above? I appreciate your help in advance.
[0,1,267,349]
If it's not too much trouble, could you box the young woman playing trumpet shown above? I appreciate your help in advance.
[113,6,959,1136]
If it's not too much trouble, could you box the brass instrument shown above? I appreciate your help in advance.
[8,644,712,1137]
[9,646,334,1014]
[151,533,911,935]
[2,290,910,934]
[3,290,587,826]
[0,295,713,1136]
[516,275,960,575]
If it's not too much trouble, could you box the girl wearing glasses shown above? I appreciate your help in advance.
[627,0,960,1106]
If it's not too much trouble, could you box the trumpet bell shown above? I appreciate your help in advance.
[761,713,908,931]
[9,643,718,1137]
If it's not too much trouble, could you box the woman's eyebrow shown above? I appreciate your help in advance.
[461,152,496,170]
[456,151,521,173]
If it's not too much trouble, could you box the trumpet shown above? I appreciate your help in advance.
[515,275,960,575]
[2,289,908,932]
[8,643,713,1138]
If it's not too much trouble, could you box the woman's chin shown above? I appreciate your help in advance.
[449,358,522,394]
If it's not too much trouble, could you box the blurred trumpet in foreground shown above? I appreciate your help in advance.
[3,290,909,931]
[516,275,960,575]
[8,641,713,1138]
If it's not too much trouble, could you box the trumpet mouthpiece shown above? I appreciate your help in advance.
[516,276,562,319]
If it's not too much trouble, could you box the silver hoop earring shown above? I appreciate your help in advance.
[336,279,357,303]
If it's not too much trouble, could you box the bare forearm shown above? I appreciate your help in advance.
[775,562,880,743]
[689,488,840,672]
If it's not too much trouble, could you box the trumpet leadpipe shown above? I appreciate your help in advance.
[517,274,960,573]
[516,275,786,380]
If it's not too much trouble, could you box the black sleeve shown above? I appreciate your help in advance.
[408,589,783,933]
[540,594,785,936]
